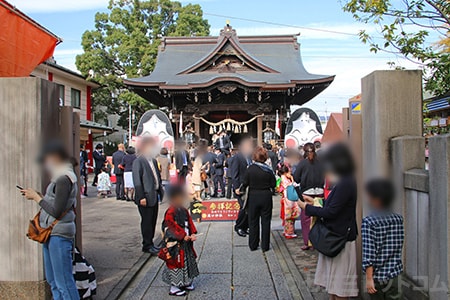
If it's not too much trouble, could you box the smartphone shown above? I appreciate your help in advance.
[16,185,24,190]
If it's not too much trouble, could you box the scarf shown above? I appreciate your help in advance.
[51,163,77,184]
[253,161,275,175]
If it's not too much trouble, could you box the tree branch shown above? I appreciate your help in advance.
[424,0,450,25]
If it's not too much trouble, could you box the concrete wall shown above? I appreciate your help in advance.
[427,134,449,299]
[361,70,423,180]
[389,135,450,300]
[0,77,59,299]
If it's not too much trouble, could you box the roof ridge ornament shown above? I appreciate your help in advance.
[220,22,236,37]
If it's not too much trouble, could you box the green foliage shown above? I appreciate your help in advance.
[343,0,450,96]
[76,0,210,129]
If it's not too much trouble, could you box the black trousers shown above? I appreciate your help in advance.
[225,178,233,199]
[115,174,124,198]
[247,190,273,251]
[178,166,188,184]
[93,168,101,185]
[213,174,225,195]
[138,205,159,251]
[234,195,249,232]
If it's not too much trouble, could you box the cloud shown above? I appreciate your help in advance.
[9,0,109,13]
[54,48,84,56]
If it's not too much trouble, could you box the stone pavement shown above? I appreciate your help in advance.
[81,186,329,299]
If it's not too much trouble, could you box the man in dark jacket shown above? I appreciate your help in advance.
[92,144,106,186]
[80,144,89,197]
[264,143,278,172]
[112,144,126,200]
[214,129,231,154]
[225,150,236,199]
[231,136,253,237]
[203,146,217,199]
[133,137,164,254]
[174,140,191,184]
[213,148,226,197]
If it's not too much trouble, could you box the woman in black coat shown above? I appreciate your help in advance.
[298,143,359,299]
[240,146,276,252]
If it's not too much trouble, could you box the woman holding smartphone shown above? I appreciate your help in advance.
[21,141,79,300]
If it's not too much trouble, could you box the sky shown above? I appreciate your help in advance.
[11,0,426,116]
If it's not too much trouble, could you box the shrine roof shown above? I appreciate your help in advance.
[125,25,334,90]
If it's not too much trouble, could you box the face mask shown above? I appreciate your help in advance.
[44,162,56,173]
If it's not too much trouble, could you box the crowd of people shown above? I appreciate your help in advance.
[19,132,405,300]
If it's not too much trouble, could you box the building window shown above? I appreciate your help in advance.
[71,88,81,108]
[58,84,65,106]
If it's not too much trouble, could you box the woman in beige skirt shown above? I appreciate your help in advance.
[299,143,359,299]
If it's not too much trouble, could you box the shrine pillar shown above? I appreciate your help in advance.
[257,116,263,146]
[194,118,200,138]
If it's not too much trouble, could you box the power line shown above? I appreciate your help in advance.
[203,12,360,37]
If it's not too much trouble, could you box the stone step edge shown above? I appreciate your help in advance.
[271,230,315,300]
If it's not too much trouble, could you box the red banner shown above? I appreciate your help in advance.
[0,0,59,77]
[201,200,240,221]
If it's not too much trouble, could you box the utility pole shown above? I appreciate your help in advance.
[128,103,132,144]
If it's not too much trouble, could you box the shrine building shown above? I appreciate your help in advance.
[125,24,334,145]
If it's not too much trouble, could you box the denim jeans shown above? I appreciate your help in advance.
[43,236,79,300]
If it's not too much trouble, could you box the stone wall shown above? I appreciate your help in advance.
[0,77,59,299]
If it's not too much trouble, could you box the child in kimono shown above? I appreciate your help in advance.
[278,164,299,239]
[97,167,112,198]
[161,185,199,296]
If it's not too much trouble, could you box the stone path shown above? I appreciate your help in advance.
[81,187,168,298]
[81,186,329,299]
[118,221,295,300]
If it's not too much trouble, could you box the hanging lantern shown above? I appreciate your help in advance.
[209,126,214,135]
[234,125,239,133]
[243,124,248,133]
[223,124,226,130]
[226,122,231,131]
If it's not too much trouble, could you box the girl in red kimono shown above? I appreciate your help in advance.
[161,186,199,296]
[278,164,300,238]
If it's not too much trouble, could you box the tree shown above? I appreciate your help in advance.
[76,0,210,129]
[343,0,450,96]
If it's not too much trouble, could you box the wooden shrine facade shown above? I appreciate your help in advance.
[125,24,334,144]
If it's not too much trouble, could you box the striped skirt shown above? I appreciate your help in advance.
[162,244,199,287]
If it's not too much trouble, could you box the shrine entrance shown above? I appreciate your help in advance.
[125,24,334,145]
[196,110,258,146]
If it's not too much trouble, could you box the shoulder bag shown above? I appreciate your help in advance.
[309,218,351,258]
[27,208,72,244]
[286,185,299,201]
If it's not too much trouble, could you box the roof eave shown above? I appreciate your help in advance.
[124,75,335,90]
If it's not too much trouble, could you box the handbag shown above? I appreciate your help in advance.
[309,218,350,257]
[27,208,71,243]
[286,185,299,201]
[200,170,208,182]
